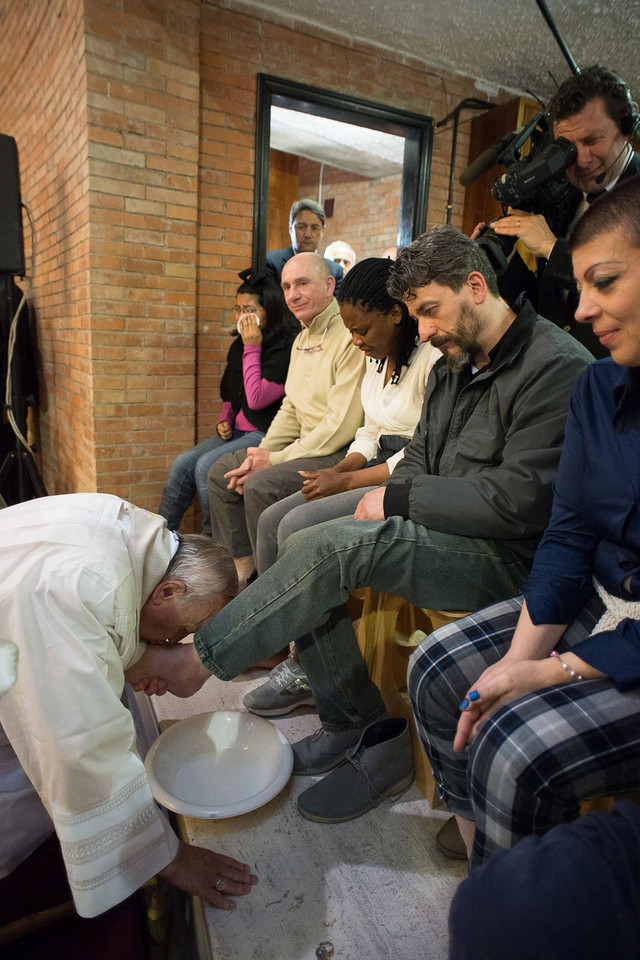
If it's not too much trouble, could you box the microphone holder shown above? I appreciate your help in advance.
[436,98,495,224]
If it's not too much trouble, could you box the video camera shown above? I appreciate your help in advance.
[461,109,580,274]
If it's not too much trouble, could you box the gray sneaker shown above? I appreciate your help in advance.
[242,659,316,717]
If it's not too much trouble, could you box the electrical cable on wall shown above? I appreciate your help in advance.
[4,203,35,452]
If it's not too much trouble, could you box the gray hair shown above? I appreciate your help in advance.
[388,225,500,301]
[324,240,356,263]
[161,534,238,606]
[289,198,326,227]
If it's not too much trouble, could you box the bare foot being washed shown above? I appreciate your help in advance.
[125,642,211,697]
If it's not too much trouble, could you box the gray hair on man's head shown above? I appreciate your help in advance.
[289,198,326,227]
[161,534,238,606]
[388,225,500,301]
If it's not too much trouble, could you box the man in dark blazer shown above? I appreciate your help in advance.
[488,66,639,358]
[266,198,343,293]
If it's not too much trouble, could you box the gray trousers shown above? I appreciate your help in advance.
[255,486,378,573]
[206,447,347,559]
[194,516,534,731]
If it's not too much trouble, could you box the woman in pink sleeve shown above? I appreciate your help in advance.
[158,272,298,534]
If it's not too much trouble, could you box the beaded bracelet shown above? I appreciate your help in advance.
[550,650,583,681]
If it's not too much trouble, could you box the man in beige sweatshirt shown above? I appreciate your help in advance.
[207,253,365,583]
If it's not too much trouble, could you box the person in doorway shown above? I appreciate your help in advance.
[266,198,343,291]
[324,240,357,274]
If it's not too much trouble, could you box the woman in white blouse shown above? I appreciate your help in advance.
[245,258,439,714]
[254,257,439,575]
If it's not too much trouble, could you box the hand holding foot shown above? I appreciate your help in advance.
[125,642,211,698]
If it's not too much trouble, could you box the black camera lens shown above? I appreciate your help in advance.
[475,226,516,276]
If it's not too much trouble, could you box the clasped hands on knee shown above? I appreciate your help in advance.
[224,446,272,494]
[299,466,349,501]
[454,655,559,752]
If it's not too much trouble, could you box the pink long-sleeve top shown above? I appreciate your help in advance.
[220,344,287,432]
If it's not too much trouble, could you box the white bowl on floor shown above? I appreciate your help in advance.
[145,710,294,818]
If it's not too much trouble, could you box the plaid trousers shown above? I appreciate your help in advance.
[408,594,640,868]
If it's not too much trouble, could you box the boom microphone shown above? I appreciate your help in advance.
[459,126,529,187]
[459,144,501,186]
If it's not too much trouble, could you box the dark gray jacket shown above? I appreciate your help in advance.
[384,300,593,557]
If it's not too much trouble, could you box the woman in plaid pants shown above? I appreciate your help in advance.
[409,174,640,868]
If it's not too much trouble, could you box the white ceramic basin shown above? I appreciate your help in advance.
[144,710,293,818]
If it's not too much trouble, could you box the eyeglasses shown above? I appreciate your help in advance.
[296,323,330,354]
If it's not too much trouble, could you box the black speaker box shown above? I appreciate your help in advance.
[0,134,25,276]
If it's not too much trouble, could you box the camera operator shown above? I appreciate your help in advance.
[480,66,639,358]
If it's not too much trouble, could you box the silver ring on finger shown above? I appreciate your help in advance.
[215,878,226,891]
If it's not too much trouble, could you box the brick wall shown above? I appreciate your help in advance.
[0,0,94,493]
[0,0,490,516]
[298,158,402,260]
[84,0,202,506]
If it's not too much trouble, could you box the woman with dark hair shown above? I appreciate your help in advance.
[158,272,298,535]
[244,257,438,715]
[408,175,640,872]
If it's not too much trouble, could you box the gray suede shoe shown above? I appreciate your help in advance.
[297,717,414,822]
[292,723,378,776]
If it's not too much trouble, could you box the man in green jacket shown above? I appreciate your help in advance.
[128,226,592,823]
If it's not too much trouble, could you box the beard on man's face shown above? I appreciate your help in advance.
[431,303,483,372]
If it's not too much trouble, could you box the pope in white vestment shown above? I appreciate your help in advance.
[0,494,185,917]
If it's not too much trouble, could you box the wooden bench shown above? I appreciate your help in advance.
[351,588,469,808]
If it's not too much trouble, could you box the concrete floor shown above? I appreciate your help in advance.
[152,660,466,960]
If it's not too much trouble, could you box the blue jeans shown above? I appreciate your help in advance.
[194,515,533,730]
[158,429,264,535]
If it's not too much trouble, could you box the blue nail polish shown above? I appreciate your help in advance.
[459,698,469,710]
[468,690,480,702]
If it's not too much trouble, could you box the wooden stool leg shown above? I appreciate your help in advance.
[352,590,442,807]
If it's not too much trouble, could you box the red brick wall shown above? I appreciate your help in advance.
[0,0,94,493]
[84,0,202,506]
[323,174,402,260]
[0,0,490,516]
[298,158,402,260]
